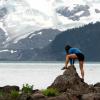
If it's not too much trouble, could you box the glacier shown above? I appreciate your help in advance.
[0,0,100,42]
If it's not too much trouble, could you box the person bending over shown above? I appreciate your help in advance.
[61,45,85,81]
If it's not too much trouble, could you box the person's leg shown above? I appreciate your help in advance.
[61,54,78,70]
[79,61,84,79]
[65,54,78,68]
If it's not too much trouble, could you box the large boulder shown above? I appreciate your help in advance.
[48,65,91,94]
[0,85,19,93]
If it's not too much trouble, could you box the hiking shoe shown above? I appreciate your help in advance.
[61,66,68,70]
[81,78,84,82]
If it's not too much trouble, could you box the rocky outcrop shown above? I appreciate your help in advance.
[48,65,100,100]
[48,65,90,93]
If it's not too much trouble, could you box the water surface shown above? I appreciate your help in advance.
[0,62,100,89]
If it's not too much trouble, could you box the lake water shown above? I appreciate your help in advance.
[0,62,100,89]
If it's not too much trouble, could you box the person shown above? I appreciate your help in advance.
[61,45,85,82]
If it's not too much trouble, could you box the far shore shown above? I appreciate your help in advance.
[0,61,100,63]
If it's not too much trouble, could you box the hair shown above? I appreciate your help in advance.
[65,45,72,53]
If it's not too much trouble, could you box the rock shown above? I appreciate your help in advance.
[94,87,100,93]
[47,93,78,100]
[18,93,31,100]
[0,85,19,93]
[81,93,100,100]
[48,65,90,94]
[95,9,100,13]
[0,97,4,100]
[32,89,41,94]
[31,92,47,100]
[94,83,100,87]
[93,83,100,93]
[18,93,47,100]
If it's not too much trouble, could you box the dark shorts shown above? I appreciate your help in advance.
[75,53,84,61]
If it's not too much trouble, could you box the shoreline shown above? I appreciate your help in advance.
[0,61,100,64]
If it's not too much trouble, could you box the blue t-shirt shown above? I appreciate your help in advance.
[68,48,82,64]
[69,48,82,54]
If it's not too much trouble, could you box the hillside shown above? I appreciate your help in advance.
[48,22,100,61]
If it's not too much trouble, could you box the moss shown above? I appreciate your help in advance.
[41,88,59,97]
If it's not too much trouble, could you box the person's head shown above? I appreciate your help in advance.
[65,45,72,53]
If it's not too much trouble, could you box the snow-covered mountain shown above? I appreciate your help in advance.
[0,0,100,61]
[5,29,60,49]
[0,29,60,61]
[1,22,100,61]
[0,0,100,42]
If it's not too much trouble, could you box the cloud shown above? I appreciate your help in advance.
[25,0,53,15]
[2,0,100,41]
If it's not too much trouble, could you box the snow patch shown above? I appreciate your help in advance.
[0,49,9,52]
[0,49,17,54]
[13,33,31,44]
[29,34,36,39]
[75,11,85,16]
[68,4,76,11]
[49,39,52,42]
[37,32,42,35]
[10,50,17,54]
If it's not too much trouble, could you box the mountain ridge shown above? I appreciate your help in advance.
[0,22,100,61]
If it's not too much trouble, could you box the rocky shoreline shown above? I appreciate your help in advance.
[0,65,100,100]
